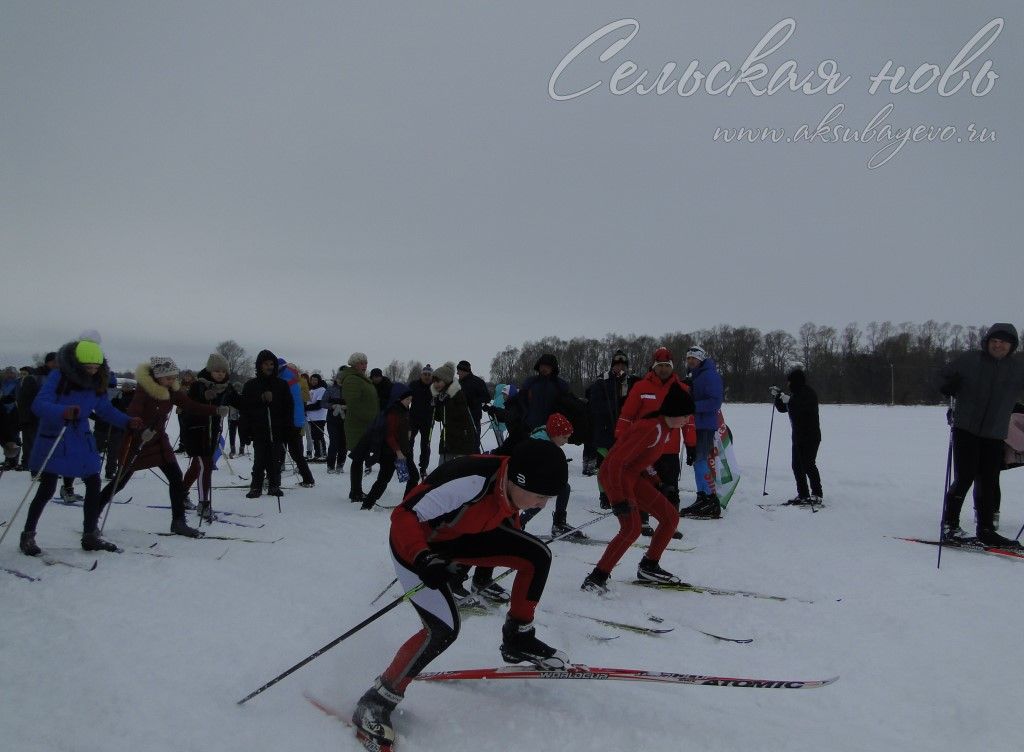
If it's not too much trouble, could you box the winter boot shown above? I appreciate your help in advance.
[81,530,121,552]
[19,531,41,557]
[637,557,681,584]
[298,479,315,489]
[267,486,283,497]
[941,523,974,544]
[181,495,196,511]
[500,617,568,669]
[977,527,1021,549]
[246,486,262,499]
[580,567,610,595]
[551,520,587,540]
[170,518,203,538]
[360,497,377,510]
[349,491,366,503]
[599,491,610,510]
[471,579,511,604]
[59,485,82,503]
[680,493,721,519]
[197,501,216,524]
[351,679,401,750]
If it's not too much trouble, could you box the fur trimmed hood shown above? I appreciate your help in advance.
[432,378,462,400]
[136,362,180,401]
[56,341,109,395]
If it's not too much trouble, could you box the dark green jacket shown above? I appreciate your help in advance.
[340,370,378,447]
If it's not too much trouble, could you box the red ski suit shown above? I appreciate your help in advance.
[615,372,695,453]
[596,416,681,574]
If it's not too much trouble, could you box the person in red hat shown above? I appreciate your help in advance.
[615,346,693,535]
[582,382,695,594]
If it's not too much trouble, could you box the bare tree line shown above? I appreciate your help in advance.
[487,321,1011,404]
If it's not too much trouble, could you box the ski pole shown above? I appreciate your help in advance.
[762,400,775,496]
[100,426,155,533]
[237,582,425,706]
[0,423,68,547]
[937,399,955,569]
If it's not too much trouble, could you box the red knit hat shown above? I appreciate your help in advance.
[653,347,673,367]
[545,413,573,438]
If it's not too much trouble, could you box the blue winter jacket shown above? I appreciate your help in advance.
[277,359,306,428]
[30,369,131,477]
[689,358,724,430]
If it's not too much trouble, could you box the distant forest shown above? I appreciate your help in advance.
[486,321,1012,405]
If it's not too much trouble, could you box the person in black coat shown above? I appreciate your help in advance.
[370,368,393,412]
[587,350,640,504]
[241,349,294,498]
[407,364,435,476]
[771,367,822,504]
[456,360,489,445]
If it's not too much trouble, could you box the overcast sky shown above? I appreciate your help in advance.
[2,1,1020,378]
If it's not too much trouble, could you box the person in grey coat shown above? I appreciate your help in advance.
[939,322,1024,547]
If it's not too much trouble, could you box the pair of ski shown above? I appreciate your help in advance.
[151,531,284,544]
[757,500,824,512]
[541,532,696,553]
[51,495,133,507]
[627,578,814,603]
[894,536,1024,561]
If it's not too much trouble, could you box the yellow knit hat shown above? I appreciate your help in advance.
[75,340,104,365]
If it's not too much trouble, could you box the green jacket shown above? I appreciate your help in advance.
[340,370,379,446]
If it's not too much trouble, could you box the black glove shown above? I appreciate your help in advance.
[685,446,696,466]
[413,551,459,590]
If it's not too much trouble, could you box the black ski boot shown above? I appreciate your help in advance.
[246,487,262,499]
[351,678,401,751]
[197,501,216,524]
[81,530,121,552]
[471,579,511,603]
[977,527,1021,549]
[551,520,587,540]
[580,567,610,595]
[637,556,681,584]
[941,523,974,544]
[680,493,721,519]
[267,486,283,497]
[170,518,203,538]
[19,531,41,557]
[500,617,568,669]
[349,491,366,503]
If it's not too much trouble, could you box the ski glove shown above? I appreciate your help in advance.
[62,405,81,421]
[768,385,780,398]
[331,404,344,417]
[685,445,696,466]
[778,392,791,405]
[413,551,460,590]
[140,428,157,443]
[395,458,410,483]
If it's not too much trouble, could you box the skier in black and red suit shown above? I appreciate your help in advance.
[350,438,569,751]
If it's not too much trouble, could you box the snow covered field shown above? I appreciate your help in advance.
[2,403,1022,752]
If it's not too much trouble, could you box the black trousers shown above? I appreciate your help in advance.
[365,448,421,502]
[276,427,313,484]
[326,417,346,470]
[24,473,103,534]
[944,427,1003,531]
[409,424,432,473]
[251,438,284,489]
[792,439,823,499]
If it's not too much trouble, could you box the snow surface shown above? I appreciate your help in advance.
[2,404,1022,752]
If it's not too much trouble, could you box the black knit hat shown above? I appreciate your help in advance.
[611,350,628,366]
[534,353,558,373]
[370,368,383,378]
[508,439,568,496]
[457,360,471,372]
[659,382,695,417]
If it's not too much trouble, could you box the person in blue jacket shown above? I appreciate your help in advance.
[679,346,725,519]
[275,357,315,487]
[19,338,142,556]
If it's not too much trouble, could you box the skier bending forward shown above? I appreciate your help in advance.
[352,438,569,751]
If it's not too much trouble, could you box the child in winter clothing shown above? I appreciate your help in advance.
[100,356,223,540]
[305,373,328,460]
[19,339,143,556]
[276,359,314,487]
[241,350,294,498]
[181,353,243,522]
[358,383,420,509]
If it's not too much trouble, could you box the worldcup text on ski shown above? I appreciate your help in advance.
[548,18,1001,100]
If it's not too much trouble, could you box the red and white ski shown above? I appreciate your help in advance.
[414,664,837,689]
